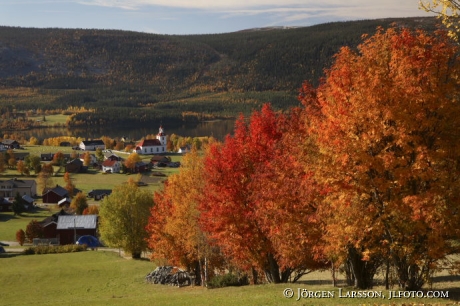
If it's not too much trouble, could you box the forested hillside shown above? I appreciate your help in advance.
[0,17,440,127]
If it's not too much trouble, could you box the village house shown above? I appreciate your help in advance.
[104,151,122,161]
[134,126,167,155]
[65,158,85,173]
[42,185,69,204]
[79,140,105,151]
[40,214,98,245]
[58,197,71,209]
[39,209,69,243]
[101,159,121,173]
[150,155,171,166]
[88,189,112,201]
[40,153,71,162]
[1,139,20,149]
[13,152,30,160]
[134,161,150,173]
[0,178,37,198]
[0,197,12,212]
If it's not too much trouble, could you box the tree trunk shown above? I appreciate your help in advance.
[394,258,428,291]
[263,253,282,283]
[263,253,291,283]
[251,266,258,285]
[347,247,379,289]
[344,261,355,286]
[131,252,141,259]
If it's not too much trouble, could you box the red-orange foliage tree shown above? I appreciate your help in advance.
[16,229,25,246]
[302,27,460,290]
[25,220,44,243]
[249,107,327,282]
[200,104,319,283]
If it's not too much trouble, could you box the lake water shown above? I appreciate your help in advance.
[13,119,236,142]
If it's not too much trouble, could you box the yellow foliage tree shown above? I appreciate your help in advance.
[420,0,460,40]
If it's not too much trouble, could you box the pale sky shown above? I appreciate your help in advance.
[0,0,437,35]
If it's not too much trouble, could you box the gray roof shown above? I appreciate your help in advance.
[0,179,36,188]
[2,139,19,145]
[57,215,98,230]
[81,140,104,145]
[22,195,34,204]
[43,185,69,197]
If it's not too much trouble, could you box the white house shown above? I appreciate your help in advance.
[134,126,167,155]
[79,140,105,151]
[102,159,121,173]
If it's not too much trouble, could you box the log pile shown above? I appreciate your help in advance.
[145,266,194,287]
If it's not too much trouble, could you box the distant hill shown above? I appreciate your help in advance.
[0,17,441,127]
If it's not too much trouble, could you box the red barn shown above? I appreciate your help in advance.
[56,215,98,245]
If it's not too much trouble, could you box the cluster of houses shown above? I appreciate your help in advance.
[0,126,190,245]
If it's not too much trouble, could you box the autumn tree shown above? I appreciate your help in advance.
[99,180,154,258]
[249,107,328,283]
[16,229,25,246]
[70,192,88,215]
[124,152,141,173]
[52,151,65,166]
[24,155,41,174]
[16,160,26,175]
[25,220,44,243]
[420,0,460,40]
[147,148,220,285]
[28,136,39,145]
[63,172,75,197]
[95,148,104,162]
[301,27,460,290]
[83,205,99,215]
[37,163,54,194]
[7,149,16,169]
[82,151,92,167]
[201,104,306,284]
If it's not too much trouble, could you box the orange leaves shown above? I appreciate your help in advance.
[302,25,460,288]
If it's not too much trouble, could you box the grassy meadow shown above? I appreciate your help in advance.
[0,250,459,306]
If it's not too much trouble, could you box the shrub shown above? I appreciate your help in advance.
[207,273,249,289]
[22,244,87,255]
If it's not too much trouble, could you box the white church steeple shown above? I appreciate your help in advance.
[157,125,167,146]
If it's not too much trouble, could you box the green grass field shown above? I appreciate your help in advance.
[0,251,458,306]
[0,208,55,241]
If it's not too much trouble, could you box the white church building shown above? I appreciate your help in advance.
[133,126,167,155]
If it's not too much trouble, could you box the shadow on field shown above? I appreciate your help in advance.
[0,252,23,259]
[0,213,19,222]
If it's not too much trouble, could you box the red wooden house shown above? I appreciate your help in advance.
[42,185,69,204]
[56,215,98,245]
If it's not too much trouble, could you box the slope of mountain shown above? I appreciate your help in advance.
[0,17,440,126]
